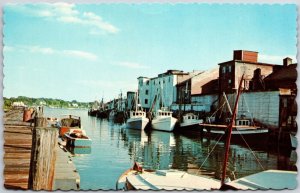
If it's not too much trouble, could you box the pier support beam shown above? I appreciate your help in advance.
[28,127,58,190]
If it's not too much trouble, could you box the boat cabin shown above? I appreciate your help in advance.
[130,111,146,118]
[183,113,198,120]
[155,109,173,117]
[236,119,251,126]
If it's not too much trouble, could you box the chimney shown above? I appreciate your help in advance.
[233,50,258,63]
[283,57,292,67]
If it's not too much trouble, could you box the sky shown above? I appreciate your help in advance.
[3,3,297,102]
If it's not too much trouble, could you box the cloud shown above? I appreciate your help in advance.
[117,61,149,69]
[5,44,98,61]
[7,3,118,34]
[63,50,98,61]
[259,54,297,64]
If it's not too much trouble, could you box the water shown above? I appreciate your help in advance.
[44,107,296,190]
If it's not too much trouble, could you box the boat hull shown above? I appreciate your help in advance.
[65,134,92,148]
[126,117,149,130]
[151,117,177,132]
[202,128,269,144]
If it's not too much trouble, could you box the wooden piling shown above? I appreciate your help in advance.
[34,117,48,127]
[28,127,58,190]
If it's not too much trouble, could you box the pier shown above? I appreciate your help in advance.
[4,108,80,190]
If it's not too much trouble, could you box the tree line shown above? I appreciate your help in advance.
[4,96,92,110]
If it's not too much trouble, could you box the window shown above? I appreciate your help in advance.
[228,66,232,73]
[146,80,149,85]
[145,90,149,95]
[222,66,226,73]
[145,99,148,104]
[228,79,231,84]
[169,77,171,82]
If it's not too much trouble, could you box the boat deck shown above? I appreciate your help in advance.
[126,170,221,190]
[226,170,297,190]
[199,123,258,130]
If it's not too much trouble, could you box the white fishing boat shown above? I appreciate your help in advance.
[116,162,221,190]
[180,113,203,128]
[151,107,177,132]
[126,92,149,130]
[126,110,149,130]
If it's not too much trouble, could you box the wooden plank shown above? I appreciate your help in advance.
[4,109,33,190]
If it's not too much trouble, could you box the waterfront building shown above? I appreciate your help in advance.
[138,70,199,111]
[171,68,219,112]
[218,50,278,94]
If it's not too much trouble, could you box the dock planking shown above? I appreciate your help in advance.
[4,108,32,189]
[3,108,80,190]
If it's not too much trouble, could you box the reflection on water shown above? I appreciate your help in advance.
[44,107,296,190]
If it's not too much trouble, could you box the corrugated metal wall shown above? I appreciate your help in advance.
[228,91,280,128]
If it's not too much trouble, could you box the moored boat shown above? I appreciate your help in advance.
[224,169,297,190]
[126,110,149,130]
[176,113,203,133]
[116,162,221,190]
[64,128,92,148]
[58,115,81,137]
[151,107,177,132]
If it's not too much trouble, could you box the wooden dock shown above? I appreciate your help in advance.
[4,108,80,190]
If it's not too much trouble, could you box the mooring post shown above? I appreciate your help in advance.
[28,123,58,190]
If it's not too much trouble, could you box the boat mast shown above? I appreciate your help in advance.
[221,74,244,186]
[135,91,138,111]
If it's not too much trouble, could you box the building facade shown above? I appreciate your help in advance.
[218,50,277,94]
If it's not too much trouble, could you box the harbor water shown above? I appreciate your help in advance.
[44,107,296,190]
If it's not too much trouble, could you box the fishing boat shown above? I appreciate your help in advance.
[126,110,149,130]
[126,92,149,130]
[200,91,269,141]
[151,107,177,132]
[64,128,92,148]
[176,113,203,132]
[58,115,81,137]
[116,162,221,190]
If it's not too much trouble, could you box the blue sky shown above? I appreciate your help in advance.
[3,3,297,102]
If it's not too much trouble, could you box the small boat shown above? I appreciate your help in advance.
[224,170,297,190]
[116,162,221,190]
[151,107,177,132]
[177,113,203,132]
[126,110,149,130]
[64,128,92,148]
[58,115,81,137]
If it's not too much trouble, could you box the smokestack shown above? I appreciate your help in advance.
[233,50,258,63]
[283,57,292,67]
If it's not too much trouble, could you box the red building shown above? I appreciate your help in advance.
[218,50,279,94]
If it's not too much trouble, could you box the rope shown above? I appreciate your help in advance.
[236,130,265,170]
[196,134,223,175]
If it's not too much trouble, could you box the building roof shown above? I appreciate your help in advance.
[218,60,279,67]
[137,76,150,79]
[264,63,297,82]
